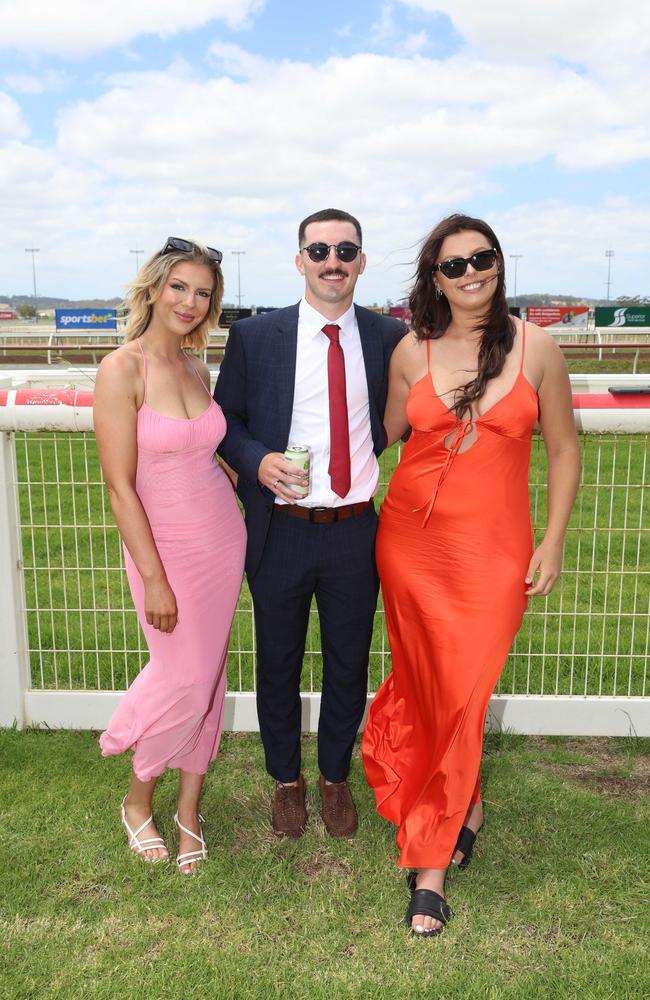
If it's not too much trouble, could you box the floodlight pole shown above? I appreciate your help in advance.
[130,248,143,274]
[24,247,40,302]
[509,254,523,305]
[231,250,246,307]
[605,250,614,301]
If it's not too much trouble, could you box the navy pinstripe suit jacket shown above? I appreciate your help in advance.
[214,302,405,578]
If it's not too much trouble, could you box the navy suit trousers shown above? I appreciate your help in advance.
[248,503,379,783]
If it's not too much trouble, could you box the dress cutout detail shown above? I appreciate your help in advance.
[362,323,538,868]
[99,341,246,781]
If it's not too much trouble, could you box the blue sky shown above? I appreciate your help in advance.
[1,0,648,304]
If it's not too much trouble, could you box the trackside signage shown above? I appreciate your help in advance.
[218,308,253,328]
[55,308,117,331]
[595,307,650,327]
[526,306,589,328]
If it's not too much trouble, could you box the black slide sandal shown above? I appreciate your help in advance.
[405,887,454,938]
[452,823,483,870]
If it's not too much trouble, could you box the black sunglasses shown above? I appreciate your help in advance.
[433,248,498,280]
[301,241,362,263]
[163,236,223,265]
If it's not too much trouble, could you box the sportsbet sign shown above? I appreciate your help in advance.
[55,308,117,331]
[595,307,650,327]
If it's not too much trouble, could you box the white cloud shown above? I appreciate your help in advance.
[54,50,650,184]
[370,3,397,45]
[494,199,650,298]
[0,140,105,231]
[399,31,429,55]
[0,0,266,55]
[4,71,67,95]
[398,0,650,66]
[1,15,649,301]
[208,42,269,78]
[0,91,27,140]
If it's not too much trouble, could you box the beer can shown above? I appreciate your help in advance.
[284,444,310,497]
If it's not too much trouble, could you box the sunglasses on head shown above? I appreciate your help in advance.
[301,241,362,263]
[433,248,498,280]
[163,236,223,265]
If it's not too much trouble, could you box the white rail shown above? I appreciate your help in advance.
[0,386,648,736]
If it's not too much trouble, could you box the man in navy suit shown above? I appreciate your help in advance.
[215,208,405,838]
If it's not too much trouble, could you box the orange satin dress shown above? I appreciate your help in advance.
[362,324,538,869]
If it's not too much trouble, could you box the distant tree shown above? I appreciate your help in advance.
[17,304,37,319]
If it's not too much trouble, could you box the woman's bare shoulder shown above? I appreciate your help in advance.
[95,343,141,393]
[393,329,426,361]
[521,320,570,394]
[523,320,559,353]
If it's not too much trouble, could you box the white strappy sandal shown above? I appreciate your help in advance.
[120,796,169,862]
[174,812,208,874]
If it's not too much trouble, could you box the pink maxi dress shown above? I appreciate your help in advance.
[99,343,246,781]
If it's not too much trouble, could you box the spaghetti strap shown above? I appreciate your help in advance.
[183,352,213,399]
[519,321,526,374]
[425,337,431,372]
[136,338,148,403]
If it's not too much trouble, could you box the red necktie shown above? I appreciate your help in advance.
[322,324,351,498]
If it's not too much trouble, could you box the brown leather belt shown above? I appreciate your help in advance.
[273,500,373,524]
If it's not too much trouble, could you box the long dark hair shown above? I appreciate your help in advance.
[409,213,514,418]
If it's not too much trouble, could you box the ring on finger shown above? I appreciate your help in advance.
[273,478,280,487]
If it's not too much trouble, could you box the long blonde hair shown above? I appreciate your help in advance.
[123,240,224,352]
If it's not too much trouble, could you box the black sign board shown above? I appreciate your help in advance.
[255,306,279,315]
[219,308,253,328]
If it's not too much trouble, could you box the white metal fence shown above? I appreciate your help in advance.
[0,390,649,736]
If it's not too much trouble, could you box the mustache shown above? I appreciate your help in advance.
[319,269,347,279]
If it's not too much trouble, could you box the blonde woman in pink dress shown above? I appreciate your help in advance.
[95,238,246,873]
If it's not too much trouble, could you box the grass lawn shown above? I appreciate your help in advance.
[1,728,649,1000]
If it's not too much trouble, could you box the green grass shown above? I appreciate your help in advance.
[15,431,650,699]
[565,355,650,376]
[1,728,649,1000]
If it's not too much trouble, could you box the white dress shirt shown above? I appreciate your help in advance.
[276,298,378,507]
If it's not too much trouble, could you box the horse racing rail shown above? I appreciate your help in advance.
[0,383,648,736]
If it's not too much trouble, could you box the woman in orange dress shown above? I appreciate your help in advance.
[362,214,580,936]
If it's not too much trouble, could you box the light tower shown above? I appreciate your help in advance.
[509,254,523,305]
[24,247,40,302]
[231,250,246,308]
[605,250,614,301]
[130,247,143,274]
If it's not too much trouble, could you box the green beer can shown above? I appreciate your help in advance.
[284,444,310,497]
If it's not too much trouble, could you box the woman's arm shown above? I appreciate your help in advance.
[525,336,580,596]
[383,335,415,447]
[93,350,178,633]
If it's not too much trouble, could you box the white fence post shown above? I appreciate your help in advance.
[0,432,30,727]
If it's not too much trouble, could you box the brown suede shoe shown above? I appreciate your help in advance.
[272,775,307,838]
[318,775,358,838]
